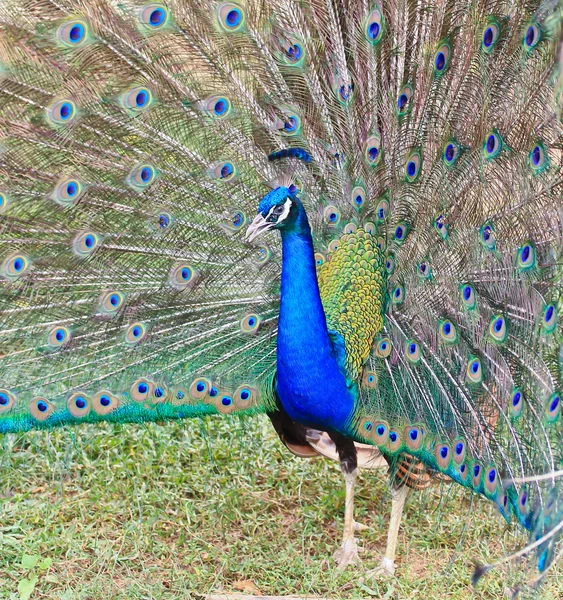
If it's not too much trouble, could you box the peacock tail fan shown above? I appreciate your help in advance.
[0,0,562,586]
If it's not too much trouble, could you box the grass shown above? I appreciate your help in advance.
[0,415,561,599]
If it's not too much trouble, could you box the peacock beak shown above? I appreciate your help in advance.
[245,214,275,242]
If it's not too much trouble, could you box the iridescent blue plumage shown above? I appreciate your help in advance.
[0,0,562,589]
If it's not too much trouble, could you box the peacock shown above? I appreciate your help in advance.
[0,0,562,589]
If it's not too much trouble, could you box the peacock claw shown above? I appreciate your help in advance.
[333,538,362,570]
[353,520,370,532]
[361,558,396,580]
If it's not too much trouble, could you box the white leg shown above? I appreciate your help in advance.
[364,484,408,579]
[333,468,362,569]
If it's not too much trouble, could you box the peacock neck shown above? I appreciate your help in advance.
[276,201,354,432]
[278,202,332,354]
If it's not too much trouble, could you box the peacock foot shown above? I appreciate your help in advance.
[361,557,396,580]
[333,538,363,570]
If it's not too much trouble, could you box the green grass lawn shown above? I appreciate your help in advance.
[0,415,561,599]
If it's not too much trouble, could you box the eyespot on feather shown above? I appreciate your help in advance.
[343,223,357,234]
[29,397,54,421]
[152,384,168,403]
[171,386,189,405]
[396,84,412,116]
[2,253,30,280]
[170,263,196,290]
[485,466,499,494]
[46,99,77,125]
[73,231,100,257]
[461,284,476,310]
[392,284,404,305]
[417,261,431,279]
[472,463,483,489]
[459,462,469,482]
[240,313,261,334]
[328,239,340,253]
[453,439,466,464]
[483,132,503,159]
[375,197,389,222]
[0,192,9,213]
[387,429,401,453]
[364,133,382,166]
[128,164,157,188]
[482,19,500,52]
[92,390,119,415]
[324,205,340,226]
[57,20,88,47]
[187,377,211,401]
[405,150,422,182]
[358,416,376,440]
[466,357,483,384]
[516,243,536,271]
[139,4,169,30]
[364,8,384,44]
[362,370,377,388]
[222,210,247,233]
[394,222,408,244]
[518,489,529,517]
[0,389,15,413]
[435,443,451,470]
[442,140,460,167]
[280,113,301,135]
[489,315,507,343]
[131,378,154,402]
[351,185,366,209]
[523,23,541,50]
[372,421,389,445]
[364,221,376,236]
[254,245,272,266]
[434,40,451,75]
[52,178,83,206]
[439,319,457,344]
[385,253,395,274]
[405,340,421,364]
[211,390,236,414]
[529,142,549,173]
[121,86,153,111]
[217,2,245,32]
[405,425,424,451]
[510,389,524,418]
[124,322,148,346]
[375,337,392,358]
[545,392,561,423]
[542,304,557,334]
[314,252,325,267]
[67,393,91,418]
[47,325,71,350]
[203,95,232,119]
[99,291,125,314]
[479,223,496,250]
[213,161,236,181]
[234,385,257,409]
[279,34,305,66]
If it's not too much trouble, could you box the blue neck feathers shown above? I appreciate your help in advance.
[275,200,355,433]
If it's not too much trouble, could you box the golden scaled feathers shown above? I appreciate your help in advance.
[317,228,386,380]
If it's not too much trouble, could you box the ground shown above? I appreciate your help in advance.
[0,415,561,599]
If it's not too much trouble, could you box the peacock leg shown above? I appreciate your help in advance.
[330,432,362,570]
[364,484,409,579]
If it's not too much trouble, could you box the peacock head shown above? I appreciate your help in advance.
[245,186,298,242]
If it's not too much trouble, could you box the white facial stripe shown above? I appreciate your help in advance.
[279,198,292,222]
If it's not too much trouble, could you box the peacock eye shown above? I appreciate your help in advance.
[217,2,245,32]
[139,4,169,29]
[524,23,540,50]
